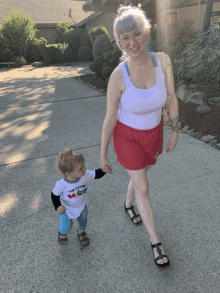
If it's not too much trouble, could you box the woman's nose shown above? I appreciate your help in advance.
[129,36,136,45]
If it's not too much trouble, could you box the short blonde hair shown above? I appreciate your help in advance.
[57,149,84,176]
[113,4,152,62]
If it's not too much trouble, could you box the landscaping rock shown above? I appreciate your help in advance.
[197,105,211,114]
[185,92,208,106]
[176,85,193,102]
[207,97,220,106]
[200,135,215,142]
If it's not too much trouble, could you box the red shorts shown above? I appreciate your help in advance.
[112,119,163,170]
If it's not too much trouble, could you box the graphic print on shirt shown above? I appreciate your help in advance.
[67,185,88,198]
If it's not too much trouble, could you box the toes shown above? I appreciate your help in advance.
[163,257,168,263]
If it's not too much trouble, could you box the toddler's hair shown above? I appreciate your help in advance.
[57,148,84,175]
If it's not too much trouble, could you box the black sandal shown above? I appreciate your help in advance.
[151,242,170,267]
[124,203,142,225]
[77,230,90,248]
[58,231,67,245]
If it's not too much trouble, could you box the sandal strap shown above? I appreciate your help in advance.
[154,254,168,262]
[151,243,168,261]
[151,243,163,257]
[80,236,89,243]
[78,231,86,238]
[125,205,135,212]
[77,231,90,244]
[125,204,141,222]
[131,213,141,221]
[151,242,162,249]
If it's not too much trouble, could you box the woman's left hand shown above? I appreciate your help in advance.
[166,132,179,153]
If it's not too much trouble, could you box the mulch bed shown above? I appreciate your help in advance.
[73,73,220,143]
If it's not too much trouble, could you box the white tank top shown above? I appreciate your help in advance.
[117,52,167,130]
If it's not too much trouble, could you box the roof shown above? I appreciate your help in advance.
[169,0,210,8]
[0,0,96,26]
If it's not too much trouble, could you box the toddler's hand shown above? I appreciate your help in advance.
[57,205,66,215]
[101,157,113,174]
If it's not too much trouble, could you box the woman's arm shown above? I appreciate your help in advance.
[101,67,122,157]
[164,53,179,134]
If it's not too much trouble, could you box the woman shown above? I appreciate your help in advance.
[100,4,179,267]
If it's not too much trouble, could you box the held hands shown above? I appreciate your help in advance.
[101,156,114,174]
[166,132,178,153]
[57,205,66,215]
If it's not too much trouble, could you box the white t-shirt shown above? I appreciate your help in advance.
[53,170,96,219]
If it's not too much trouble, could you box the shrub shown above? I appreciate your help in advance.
[78,46,93,62]
[26,37,47,62]
[102,66,114,79]
[0,47,15,62]
[103,49,114,63]
[151,18,197,79]
[112,48,122,60]
[108,48,122,68]
[55,21,72,44]
[92,56,105,78]
[89,25,111,46]
[89,62,97,73]
[62,44,72,63]
[102,62,109,69]
[11,56,27,67]
[109,57,119,68]
[54,42,72,63]
[0,9,38,58]
[42,44,57,64]
[80,34,93,48]
[175,26,220,91]
[63,27,86,58]
[106,76,110,85]
[92,34,114,58]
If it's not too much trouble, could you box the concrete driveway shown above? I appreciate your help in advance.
[0,63,220,293]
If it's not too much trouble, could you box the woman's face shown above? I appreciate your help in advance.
[118,27,149,58]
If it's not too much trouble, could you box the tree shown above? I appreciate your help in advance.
[55,20,72,44]
[202,0,214,33]
[0,9,38,58]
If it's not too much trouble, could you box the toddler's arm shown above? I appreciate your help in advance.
[51,192,62,210]
[51,192,66,215]
[94,168,106,179]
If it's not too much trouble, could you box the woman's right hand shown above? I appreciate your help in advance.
[101,156,114,174]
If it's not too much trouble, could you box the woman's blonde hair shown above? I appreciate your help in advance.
[113,4,152,62]
[57,148,84,176]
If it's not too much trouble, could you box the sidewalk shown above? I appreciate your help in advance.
[0,63,220,293]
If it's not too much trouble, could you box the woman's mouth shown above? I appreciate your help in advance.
[130,46,140,52]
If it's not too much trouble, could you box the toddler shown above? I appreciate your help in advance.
[51,148,107,248]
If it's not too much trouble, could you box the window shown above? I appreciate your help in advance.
[166,13,177,24]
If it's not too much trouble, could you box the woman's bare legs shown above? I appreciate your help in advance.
[126,166,168,265]
[125,179,141,223]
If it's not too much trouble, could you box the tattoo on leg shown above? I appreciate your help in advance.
[171,116,179,133]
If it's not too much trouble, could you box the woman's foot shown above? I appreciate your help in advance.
[125,202,142,224]
[151,242,169,266]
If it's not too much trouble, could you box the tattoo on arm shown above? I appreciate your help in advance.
[171,116,179,133]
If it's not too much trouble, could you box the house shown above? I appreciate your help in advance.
[82,0,220,40]
[0,0,95,45]
[0,0,219,47]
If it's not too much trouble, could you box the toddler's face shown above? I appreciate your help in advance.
[66,163,86,181]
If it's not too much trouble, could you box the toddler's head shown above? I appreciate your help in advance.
[57,149,86,180]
